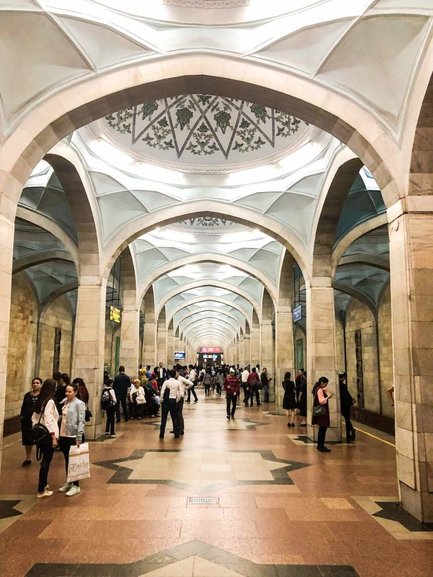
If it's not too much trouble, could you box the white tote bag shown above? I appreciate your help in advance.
[67,442,90,483]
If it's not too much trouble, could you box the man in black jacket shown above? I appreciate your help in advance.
[114,366,131,422]
[339,372,355,443]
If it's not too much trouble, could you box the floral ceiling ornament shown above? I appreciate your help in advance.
[104,95,305,162]
[178,216,236,228]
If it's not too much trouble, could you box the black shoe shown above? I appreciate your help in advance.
[226,415,230,420]
[346,438,353,444]
[22,459,31,466]
[317,446,331,452]
[194,400,198,403]
[231,414,235,418]
[159,434,164,439]
[174,435,180,439]
[257,403,261,406]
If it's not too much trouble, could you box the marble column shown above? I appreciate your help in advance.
[157,320,168,365]
[143,321,156,368]
[243,334,251,368]
[250,326,261,368]
[275,306,295,413]
[389,211,433,522]
[260,319,275,401]
[119,280,139,377]
[167,326,175,368]
[72,283,106,440]
[174,334,181,356]
[0,216,15,466]
[306,282,340,442]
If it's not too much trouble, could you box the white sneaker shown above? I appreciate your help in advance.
[37,489,53,498]
[65,485,81,497]
[58,482,72,493]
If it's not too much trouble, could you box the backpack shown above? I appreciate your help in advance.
[31,422,51,447]
[101,387,114,410]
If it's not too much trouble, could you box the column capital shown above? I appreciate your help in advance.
[306,277,333,289]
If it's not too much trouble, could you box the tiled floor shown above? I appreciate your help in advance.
[0,391,432,577]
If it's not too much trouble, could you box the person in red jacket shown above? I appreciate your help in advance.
[224,368,240,420]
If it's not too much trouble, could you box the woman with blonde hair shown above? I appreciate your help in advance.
[58,382,86,496]
[129,378,146,419]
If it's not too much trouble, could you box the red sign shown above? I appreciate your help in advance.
[199,347,222,354]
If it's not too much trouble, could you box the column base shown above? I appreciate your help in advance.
[400,481,433,523]
[307,424,342,443]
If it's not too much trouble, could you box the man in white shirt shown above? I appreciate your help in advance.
[241,366,250,405]
[159,370,182,439]
[186,364,198,403]
[175,367,193,436]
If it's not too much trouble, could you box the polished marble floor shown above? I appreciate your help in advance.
[0,391,432,577]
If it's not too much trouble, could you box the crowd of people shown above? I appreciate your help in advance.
[20,362,364,498]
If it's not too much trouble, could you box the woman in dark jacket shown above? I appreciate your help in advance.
[312,376,334,452]
[282,371,297,427]
[20,377,42,466]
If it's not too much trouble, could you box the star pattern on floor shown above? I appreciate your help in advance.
[0,495,38,534]
[26,539,360,577]
[95,448,309,491]
[143,412,267,431]
[353,496,433,540]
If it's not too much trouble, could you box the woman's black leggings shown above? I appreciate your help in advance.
[317,426,328,449]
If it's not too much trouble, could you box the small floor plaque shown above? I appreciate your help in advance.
[188,497,219,506]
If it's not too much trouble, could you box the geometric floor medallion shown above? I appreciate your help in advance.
[26,539,361,577]
[95,449,309,492]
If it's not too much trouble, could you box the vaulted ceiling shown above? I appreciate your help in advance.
[4,0,416,349]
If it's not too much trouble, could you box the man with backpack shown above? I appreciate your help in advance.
[101,379,117,437]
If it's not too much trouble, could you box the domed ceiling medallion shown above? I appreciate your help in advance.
[103,94,308,169]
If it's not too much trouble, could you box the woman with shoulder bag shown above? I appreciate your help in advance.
[58,382,86,497]
[31,379,59,498]
[312,376,333,453]
[20,377,43,466]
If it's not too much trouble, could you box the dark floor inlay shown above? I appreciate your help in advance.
[94,448,309,491]
[373,501,433,532]
[0,499,22,519]
[144,414,266,430]
[26,540,361,577]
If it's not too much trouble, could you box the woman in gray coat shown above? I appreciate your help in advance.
[58,381,86,496]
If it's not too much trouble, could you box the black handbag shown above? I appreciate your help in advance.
[85,408,92,422]
[313,404,326,417]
